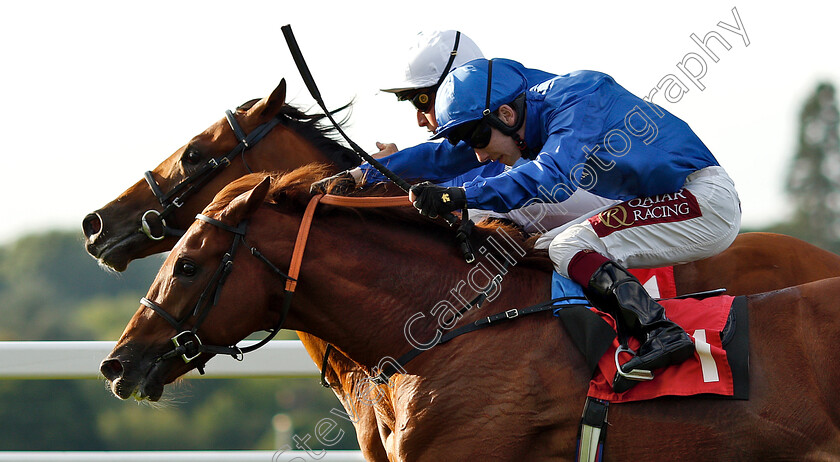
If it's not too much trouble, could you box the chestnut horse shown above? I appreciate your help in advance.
[101,170,840,460]
[83,81,840,459]
[82,79,360,272]
[80,79,395,459]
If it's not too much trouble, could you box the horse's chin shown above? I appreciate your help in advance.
[139,359,172,402]
[107,359,167,402]
[136,381,165,402]
[88,232,149,272]
[97,255,129,273]
[95,256,123,274]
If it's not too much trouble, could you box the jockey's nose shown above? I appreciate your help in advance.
[417,109,438,132]
[474,149,492,163]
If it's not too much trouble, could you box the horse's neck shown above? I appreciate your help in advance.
[248,128,328,173]
[254,121,355,173]
[283,214,552,371]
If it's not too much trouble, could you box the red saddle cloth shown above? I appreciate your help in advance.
[586,292,736,403]
[581,267,735,402]
[628,267,677,299]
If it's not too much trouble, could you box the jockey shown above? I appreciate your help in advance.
[312,30,616,232]
[312,30,501,192]
[408,58,741,392]
[380,30,489,135]
[373,29,504,190]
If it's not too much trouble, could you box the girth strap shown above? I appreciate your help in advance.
[320,344,337,388]
[576,397,609,462]
[373,297,590,385]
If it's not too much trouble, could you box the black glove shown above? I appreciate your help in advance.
[409,182,467,219]
[310,170,356,195]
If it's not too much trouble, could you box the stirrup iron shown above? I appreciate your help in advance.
[614,345,654,381]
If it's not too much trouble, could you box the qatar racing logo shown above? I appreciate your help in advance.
[589,189,702,237]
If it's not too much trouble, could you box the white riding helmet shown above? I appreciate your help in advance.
[380,30,484,93]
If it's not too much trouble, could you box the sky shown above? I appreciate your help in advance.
[1,1,838,245]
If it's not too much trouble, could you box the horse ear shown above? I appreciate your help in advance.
[221,176,272,223]
[247,79,287,118]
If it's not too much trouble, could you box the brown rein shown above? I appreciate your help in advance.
[293,194,411,387]
[287,194,411,293]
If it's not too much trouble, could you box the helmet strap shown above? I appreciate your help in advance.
[484,93,529,154]
[479,59,532,157]
[433,31,461,88]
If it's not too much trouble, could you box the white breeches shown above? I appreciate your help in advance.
[537,167,741,277]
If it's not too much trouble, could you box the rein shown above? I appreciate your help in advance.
[140,110,283,241]
[143,191,575,390]
[281,24,475,262]
[142,193,411,375]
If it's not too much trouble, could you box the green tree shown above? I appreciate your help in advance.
[0,231,163,340]
[0,230,360,451]
[784,82,840,251]
[0,380,106,450]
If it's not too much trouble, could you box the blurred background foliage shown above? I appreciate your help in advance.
[0,232,359,451]
[0,81,838,451]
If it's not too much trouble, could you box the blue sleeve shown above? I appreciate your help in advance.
[462,133,583,212]
[358,141,485,184]
[438,162,507,187]
[463,89,612,212]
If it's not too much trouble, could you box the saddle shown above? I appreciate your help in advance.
[552,268,749,402]
[556,269,750,462]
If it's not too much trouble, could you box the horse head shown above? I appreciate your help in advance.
[100,166,513,402]
[83,79,358,271]
[100,174,288,401]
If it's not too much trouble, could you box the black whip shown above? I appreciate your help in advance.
[281,24,473,261]
[282,25,413,193]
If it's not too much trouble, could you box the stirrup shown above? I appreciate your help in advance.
[614,345,654,382]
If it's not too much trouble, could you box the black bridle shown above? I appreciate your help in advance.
[140,110,283,241]
[140,213,295,374]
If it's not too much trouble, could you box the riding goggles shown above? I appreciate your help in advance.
[445,119,492,149]
[397,90,435,113]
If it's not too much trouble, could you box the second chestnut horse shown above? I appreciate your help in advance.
[102,169,840,460]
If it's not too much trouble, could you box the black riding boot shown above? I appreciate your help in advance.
[584,261,695,393]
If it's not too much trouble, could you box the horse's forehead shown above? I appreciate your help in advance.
[167,114,235,155]
[199,116,232,144]
[186,221,238,254]
[197,109,273,145]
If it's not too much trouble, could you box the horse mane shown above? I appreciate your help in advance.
[236,98,361,170]
[205,166,552,271]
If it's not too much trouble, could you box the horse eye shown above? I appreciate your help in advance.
[175,259,197,277]
[181,148,202,165]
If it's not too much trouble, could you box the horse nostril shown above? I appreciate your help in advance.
[82,213,103,240]
[100,358,124,381]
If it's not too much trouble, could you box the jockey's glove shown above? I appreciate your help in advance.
[409,182,467,219]
[310,170,356,195]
